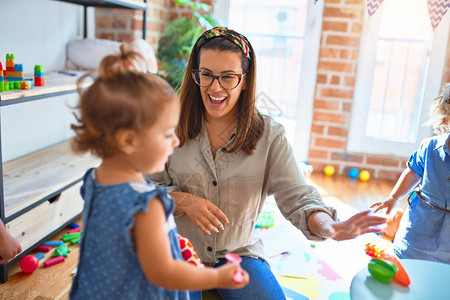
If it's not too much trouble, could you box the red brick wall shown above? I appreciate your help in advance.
[308,0,450,180]
[95,0,213,50]
[94,0,450,180]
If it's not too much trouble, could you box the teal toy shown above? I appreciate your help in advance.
[256,211,275,228]
[52,244,72,258]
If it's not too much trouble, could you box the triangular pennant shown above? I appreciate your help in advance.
[366,0,385,16]
[427,0,450,31]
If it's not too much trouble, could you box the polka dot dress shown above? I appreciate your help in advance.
[70,168,189,300]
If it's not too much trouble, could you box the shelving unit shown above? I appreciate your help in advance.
[52,0,148,39]
[0,73,100,283]
[0,0,148,283]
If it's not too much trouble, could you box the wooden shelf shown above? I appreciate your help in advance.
[3,140,100,220]
[51,0,147,10]
[0,72,92,105]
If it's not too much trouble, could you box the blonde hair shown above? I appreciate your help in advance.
[71,43,177,158]
[430,84,450,135]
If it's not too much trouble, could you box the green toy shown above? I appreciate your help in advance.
[52,244,72,258]
[256,211,275,228]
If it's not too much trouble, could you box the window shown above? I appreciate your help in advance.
[214,0,323,160]
[348,0,450,156]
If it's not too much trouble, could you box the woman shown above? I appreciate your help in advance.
[150,27,386,299]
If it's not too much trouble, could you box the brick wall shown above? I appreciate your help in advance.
[308,0,450,180]
[95,0,213,50]
[94,0,449,180]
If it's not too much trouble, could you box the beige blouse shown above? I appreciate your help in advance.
[149,116,337,264]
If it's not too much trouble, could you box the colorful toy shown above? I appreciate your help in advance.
[225,253,243,283]
[178,234,204,268]
[348,168,359,179]
[34,65,45,86]
[368,258,397,283]
[36,245,52,252]
[44,240,64,247]
[359,170,370,181]
[365,243,410,286]
[62,231,82,244]
[44,256,64,267]
[35,253,45,260]
[256,211,275,228]
[52,244,71,258]
[68,222,80,228]
[67,226,82,234]
[324,165,335,176]
[19,255,39,274]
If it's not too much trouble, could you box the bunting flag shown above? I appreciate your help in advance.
[427,0,450,31]
[366,0,385,16]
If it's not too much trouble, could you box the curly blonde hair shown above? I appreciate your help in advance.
[430,84,450,135]
[71,43,176,158]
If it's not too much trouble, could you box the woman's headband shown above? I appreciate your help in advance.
[195,26,251,60]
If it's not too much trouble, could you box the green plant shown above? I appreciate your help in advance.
[157,0,221,91]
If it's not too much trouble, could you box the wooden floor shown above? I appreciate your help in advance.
[0,172,399,299]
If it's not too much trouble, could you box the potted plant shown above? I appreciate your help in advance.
[157,0,221,91]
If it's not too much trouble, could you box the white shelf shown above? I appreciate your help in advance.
[0,72,92,103]
[3,140,100,219]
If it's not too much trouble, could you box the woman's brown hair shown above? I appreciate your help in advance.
[71,43,177,158]
[177,34,264,154]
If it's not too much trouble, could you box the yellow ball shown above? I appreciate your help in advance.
[359,170,370,181]
[324,165,335,176]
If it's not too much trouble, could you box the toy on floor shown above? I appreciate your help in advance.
[44,256,64,267]
[359,170,370,181]
[178,234,204,268]
[365,243,410,286]
[224,253,243,283]
[324,165,335,176]
[256,211,275,228]
[20,255,39,274]
[52,244,71,258]
[348,168,359,179]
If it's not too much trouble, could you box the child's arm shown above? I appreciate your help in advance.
[133,197,249,291]
[371,168,420,214]
[0,221,22,264]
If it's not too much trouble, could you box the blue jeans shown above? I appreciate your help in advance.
[189,256,286,300]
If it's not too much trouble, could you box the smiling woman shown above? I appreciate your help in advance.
[148,27,387,300]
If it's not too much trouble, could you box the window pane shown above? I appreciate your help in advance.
[365,0,431,142]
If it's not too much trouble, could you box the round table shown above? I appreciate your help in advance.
[350,259,450,300]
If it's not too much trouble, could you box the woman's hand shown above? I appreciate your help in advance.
[171,191,229,235]
[325,210,386,241]
[370,197,397,214]
[0,231,22,264]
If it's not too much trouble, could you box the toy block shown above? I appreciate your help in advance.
[34,72,44,77]
[36,245,52,252]
[3,82,9,91]
[7,76,24,82]
[6,54,14,69]
[25,78,34,89]
[0,82,4,93]
[44,256,64,267]
[20,81,31,90]
[0,62,3,71]
[14,64,23,72]
[6,67,14,72]
[68,222,80,228]
[67,227,82,233]
[9,82,14,90]
[34,76,44,86]
[34,65,44,73]
[44,240,64,247]
[6,71,24,78]
[35,253,45,260]
[69,236,81,245]
[0,74,4,81]
[52,244,71,258]
[62,232,81,242]
[13,81,20,90]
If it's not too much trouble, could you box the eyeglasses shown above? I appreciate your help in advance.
[191,70,246,90]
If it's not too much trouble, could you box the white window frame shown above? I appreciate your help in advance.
[214,0,324,160]
[348,10,450,157]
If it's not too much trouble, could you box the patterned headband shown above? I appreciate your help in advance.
[195,26,251,60]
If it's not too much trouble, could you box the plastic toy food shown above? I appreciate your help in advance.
[368,258,397,283]
[225,253,243,283]
[381,254,411,287]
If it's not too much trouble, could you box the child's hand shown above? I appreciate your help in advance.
[0,232,22,264]
[216,263,249,289]
[371,196,397,214]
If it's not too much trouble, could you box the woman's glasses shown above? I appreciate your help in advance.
[191,70,245,90]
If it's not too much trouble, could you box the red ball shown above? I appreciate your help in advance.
[20,255,39,274]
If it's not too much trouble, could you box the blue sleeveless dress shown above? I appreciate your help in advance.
[70,168,190,299]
